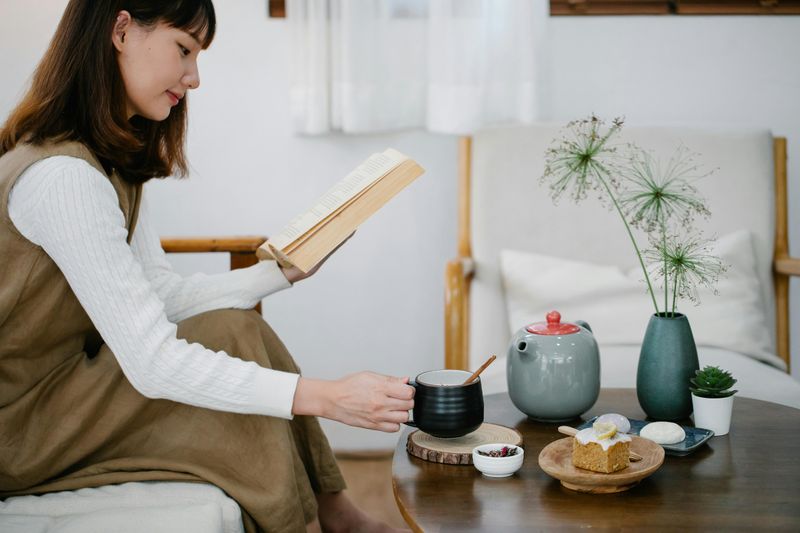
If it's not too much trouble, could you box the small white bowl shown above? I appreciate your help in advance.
[472,443,524,478]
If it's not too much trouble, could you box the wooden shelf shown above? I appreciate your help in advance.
[269,0,285,18]
[550,0,800,15]
[551,0,671,15]
[676,0,800,14]
[269,0,799,18]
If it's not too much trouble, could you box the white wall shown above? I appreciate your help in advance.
[2,1,797,451]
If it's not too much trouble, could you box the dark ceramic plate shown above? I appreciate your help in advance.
[577,417,714,456]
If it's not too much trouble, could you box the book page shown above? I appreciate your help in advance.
[281,166,397,255]
[285,159,424,272]
[268,149,408,251]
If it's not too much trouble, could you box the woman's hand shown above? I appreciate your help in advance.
[279,232,355,284]
[279,263,318,284]
[293,372,415,432]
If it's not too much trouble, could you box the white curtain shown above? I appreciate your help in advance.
[288,0,546,135]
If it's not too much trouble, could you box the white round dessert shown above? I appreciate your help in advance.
[640,421,686,444]
[596,413,631,434]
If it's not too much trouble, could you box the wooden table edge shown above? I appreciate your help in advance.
[392,476,424,533]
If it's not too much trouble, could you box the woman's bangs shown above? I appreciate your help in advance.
[163,0,216,49]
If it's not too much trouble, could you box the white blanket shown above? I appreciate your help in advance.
[0,481,244,533]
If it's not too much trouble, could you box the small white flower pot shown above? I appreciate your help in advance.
[691,394,734,436]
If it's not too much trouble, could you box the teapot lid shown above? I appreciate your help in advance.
[525,311,581,335]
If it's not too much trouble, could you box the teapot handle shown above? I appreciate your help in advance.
[575,320,592,333]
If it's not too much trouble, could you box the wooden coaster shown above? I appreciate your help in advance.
[406,423,523,465]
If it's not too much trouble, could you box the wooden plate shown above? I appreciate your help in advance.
[538,436,665,493]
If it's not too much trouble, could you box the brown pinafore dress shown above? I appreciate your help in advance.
[0,142,345,533]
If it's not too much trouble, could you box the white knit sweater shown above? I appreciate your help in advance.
[8,156,300,418]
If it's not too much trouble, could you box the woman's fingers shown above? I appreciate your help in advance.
[384,377,414,400]
[383,397,413,412]
[374,422,402,433]
[379,408,410,424]
[280,232,356,283]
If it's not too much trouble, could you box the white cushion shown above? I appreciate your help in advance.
[0,482,244,533]
[500,230,783,370]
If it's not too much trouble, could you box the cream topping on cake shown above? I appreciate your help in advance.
[575,427,632,450]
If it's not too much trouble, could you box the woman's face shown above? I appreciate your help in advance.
[113,12,204,121]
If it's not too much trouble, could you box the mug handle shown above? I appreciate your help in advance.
[405,379,418,427]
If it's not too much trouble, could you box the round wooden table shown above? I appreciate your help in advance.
[392,389,800,531]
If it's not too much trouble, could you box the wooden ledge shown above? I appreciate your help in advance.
[160,236,267,254]
[775,257,800,277]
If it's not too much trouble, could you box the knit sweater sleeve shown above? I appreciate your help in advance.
[8,156,299,418]
[130,193,291,323]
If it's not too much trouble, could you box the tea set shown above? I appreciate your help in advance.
[405,310,602,477]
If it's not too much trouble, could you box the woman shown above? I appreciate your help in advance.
[0,1,413,532]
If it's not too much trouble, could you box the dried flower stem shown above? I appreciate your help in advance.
[593,170,661,315]
[672,270,679,315]
[664,232,669,314]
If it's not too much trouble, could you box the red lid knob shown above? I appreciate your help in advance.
[526,310,581,335]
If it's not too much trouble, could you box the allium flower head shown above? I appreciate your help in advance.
[620,144,712,233]
[540,115,726,317]
[541,115,625,205]
[645,232,727,307]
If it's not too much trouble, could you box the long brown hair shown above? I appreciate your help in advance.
[0,0,216,184]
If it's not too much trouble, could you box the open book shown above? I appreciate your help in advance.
[257,148,425,273]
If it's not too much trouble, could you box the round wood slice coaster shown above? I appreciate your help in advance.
[406,423,523,465]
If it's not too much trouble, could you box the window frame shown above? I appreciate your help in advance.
[551,0,800,15]
[267,0,800,18]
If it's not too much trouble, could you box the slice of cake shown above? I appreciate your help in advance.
[572,421,631,474]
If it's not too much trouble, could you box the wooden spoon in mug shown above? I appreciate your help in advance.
[558,425,643,462]
[463,355,497,385]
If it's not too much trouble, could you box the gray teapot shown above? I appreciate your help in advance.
[507,311,600,422]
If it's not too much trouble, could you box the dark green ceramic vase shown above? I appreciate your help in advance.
[636,313,699,421]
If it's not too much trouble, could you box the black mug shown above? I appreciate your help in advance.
[405,369,484,438]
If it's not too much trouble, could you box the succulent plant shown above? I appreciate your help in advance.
[690,365,738,398]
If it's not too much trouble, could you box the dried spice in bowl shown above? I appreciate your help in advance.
[476,446,519,458]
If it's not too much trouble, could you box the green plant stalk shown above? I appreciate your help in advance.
[672,274,679,316]
[594,168,661,315]
[663,229,669,317]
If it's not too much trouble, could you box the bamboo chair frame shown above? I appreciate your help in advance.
[445,136,799,373]
[160,236,267,313]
